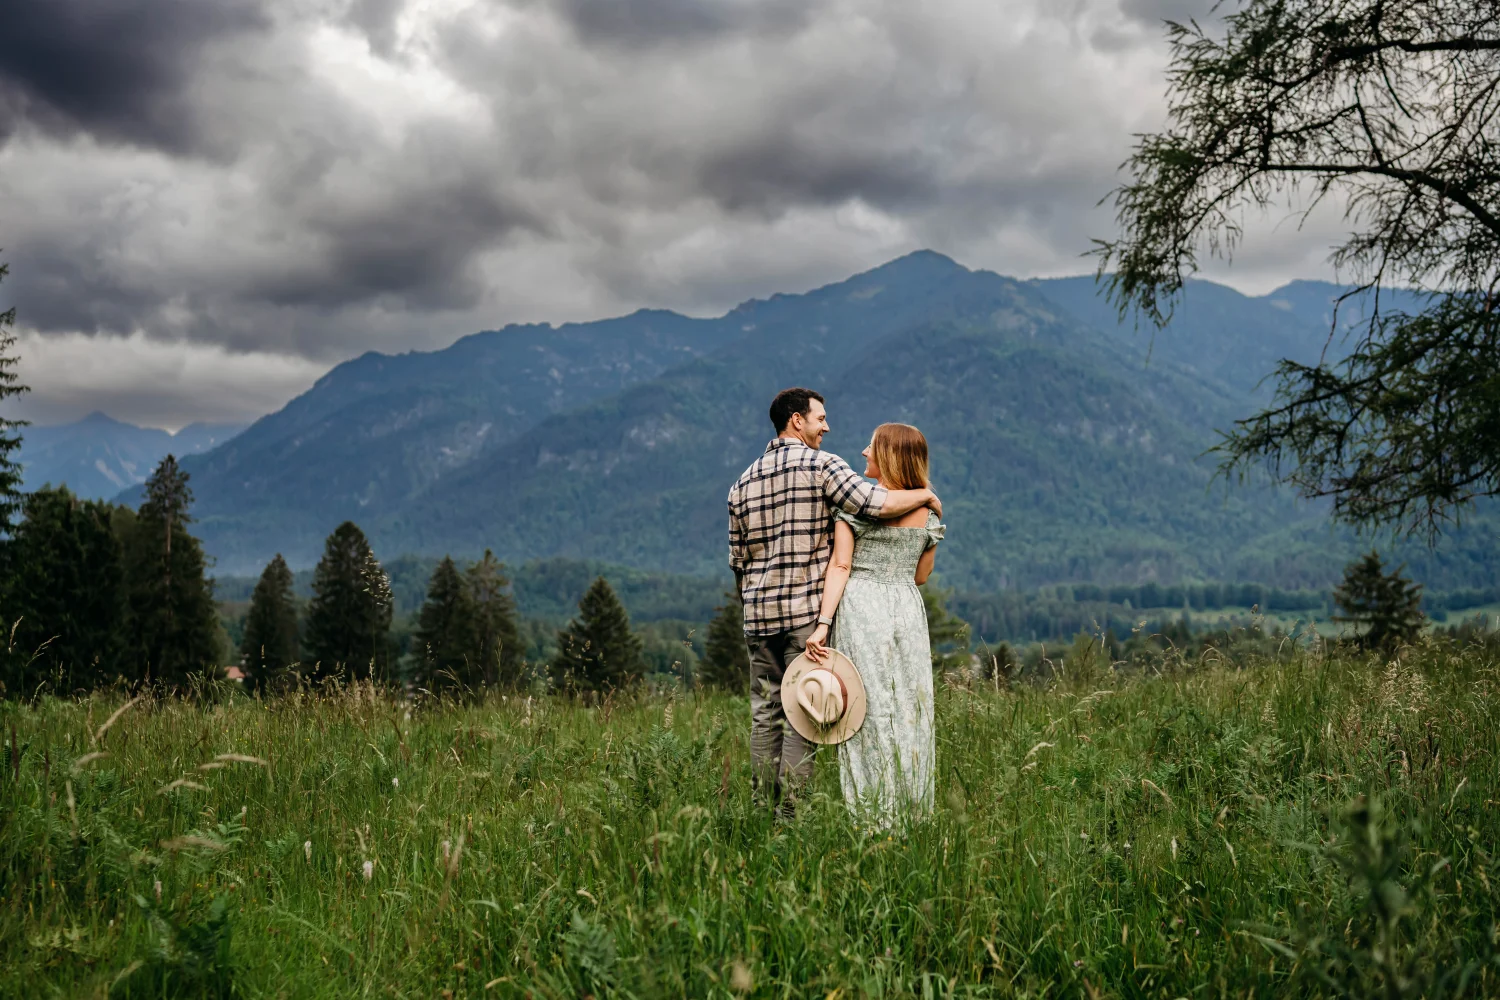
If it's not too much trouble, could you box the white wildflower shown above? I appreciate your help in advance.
[154,880,162,902]
[362,860,374,881]
[304,840,312,863]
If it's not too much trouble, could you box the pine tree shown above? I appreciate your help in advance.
[0,253,28,546]
[413,556,478,693]
[304,521,392,681]
[3,488,125,696]
[119,456,223,687]
[240,554,299,692]
[553,577,644,693]
[698,594,748,692]
[1333,550,1426,651]
[466,550,523,690]
[922,582,971,674]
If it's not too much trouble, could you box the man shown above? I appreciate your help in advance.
[727,387,940,818]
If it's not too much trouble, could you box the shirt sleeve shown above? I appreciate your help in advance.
[820,453,888,518]
[728,505,748,573]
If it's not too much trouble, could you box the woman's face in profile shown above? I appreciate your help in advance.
[861,440,880,481]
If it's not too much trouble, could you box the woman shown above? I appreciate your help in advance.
[805,422,944,829]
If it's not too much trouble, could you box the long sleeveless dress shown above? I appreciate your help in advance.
[831,509,945,829]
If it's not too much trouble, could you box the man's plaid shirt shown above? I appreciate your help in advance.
[728,438,888,637]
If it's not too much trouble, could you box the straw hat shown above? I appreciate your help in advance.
[781,648,866,745]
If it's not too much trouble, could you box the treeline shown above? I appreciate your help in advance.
[0,451,743,697]
[952,579,1500,646]
[4,463,221,696]
[215,555,723,625]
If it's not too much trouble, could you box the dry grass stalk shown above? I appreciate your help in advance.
[93,697,139,746]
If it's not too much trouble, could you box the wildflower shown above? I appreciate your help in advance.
[304,840,312,863]
[154,880,162,902]
[392,776,399,789]
[362,860,374,881]
[729,960,753,993]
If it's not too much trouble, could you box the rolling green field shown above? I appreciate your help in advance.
[3,637,1498,998]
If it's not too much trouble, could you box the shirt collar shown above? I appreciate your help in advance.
[765,437,810,453]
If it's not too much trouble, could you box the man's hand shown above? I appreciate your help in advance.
[926,491,942,520]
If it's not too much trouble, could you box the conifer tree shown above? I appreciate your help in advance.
[304,521,392,681]
[240,554,300,692]
[413,556,478,692]
[553,576,644,693]
[922,582,971,674]
[698,594,748,692]
[4,488,124,696]
[466,550,523,689]
[0,253,28,546]
[120,456,223,687]
[1333,550,1426,652]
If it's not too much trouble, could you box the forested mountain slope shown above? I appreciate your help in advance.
[170,251,1493,590]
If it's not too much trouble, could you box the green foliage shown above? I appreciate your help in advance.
[554,577,644,693]
[697,594,748,692]
[1334,551,1427,651]
[111,895,236,999]
[3,642,1499,996]
[413,556,478,693]
[118,457,223,687]
[239,554,299,692]
[304,522,392,681]
[921,582,970,674]
[0,253,28,543]
[1096,0,1500,534]
[3,487,125,696]
[466,550,523,690]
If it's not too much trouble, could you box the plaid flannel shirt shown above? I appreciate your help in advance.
[728,438,888,637]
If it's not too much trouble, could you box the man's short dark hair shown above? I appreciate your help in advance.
[769,387,825,433]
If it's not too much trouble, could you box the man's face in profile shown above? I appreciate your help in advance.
[789,398,830,450]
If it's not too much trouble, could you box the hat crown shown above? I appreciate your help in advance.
[795,667,846,726]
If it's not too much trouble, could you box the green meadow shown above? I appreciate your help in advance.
[3,636,1498,998]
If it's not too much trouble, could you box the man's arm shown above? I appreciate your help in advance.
[821,451,941,520]
[727,507,748,602]
[878,487,941,520]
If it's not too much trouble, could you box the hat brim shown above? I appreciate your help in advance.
[781,648,867,745]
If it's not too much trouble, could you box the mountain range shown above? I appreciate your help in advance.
[92,251,1490,591]
[19,412,246,501]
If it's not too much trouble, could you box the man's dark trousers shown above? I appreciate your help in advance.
[747,622,816,819]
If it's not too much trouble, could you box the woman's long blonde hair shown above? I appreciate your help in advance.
[870,423,929,490]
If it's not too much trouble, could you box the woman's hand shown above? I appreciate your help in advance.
[804,623,830,662]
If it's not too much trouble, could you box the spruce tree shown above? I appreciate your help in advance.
[240,554,300,692]
[698,594,749,692]
[4,488,125,696]
[922,582,971,674]
[0,253,28,545]
[119,456,223,687]
[304,521,392,681]
[553,576,643,693]
[413,556,478,693]
[466,550,523,689]
[1333,550,1426,651]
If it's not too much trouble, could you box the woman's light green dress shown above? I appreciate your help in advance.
[832,509,945,829]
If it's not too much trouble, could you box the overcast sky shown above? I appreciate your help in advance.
[0,0,1349,430]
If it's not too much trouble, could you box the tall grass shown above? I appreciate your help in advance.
[2,638,1497,998]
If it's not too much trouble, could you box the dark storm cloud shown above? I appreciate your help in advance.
[0,0,270,154]
[1119,0,1220,26]
[554,0,811,47]
[0,0,1336,429]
